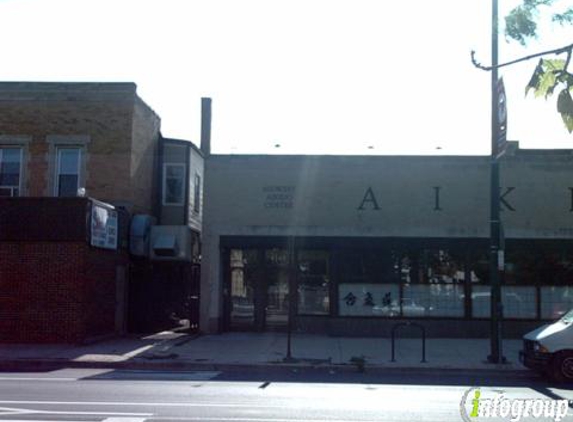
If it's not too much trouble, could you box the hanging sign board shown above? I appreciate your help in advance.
[90,200,118,250]
[496,77,508,158]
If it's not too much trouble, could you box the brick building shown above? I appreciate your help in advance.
[0,198,129,343]
[0,82,204,343]
[0,82,160,213]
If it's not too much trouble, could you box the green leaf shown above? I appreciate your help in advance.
[526,59,566,98]
[526,59,544,96]
[557,88,573,114]
[524,0,554,7]
[505,6,538,45]
[561,114,573,133]
[535,66,558,98]
[557,88,573,133]
[505,0,566,42]
[543,59,566,72]
[552,8,573,25]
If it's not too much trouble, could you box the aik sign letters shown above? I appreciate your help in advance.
[262,185,573,213]
[357,186,573,212]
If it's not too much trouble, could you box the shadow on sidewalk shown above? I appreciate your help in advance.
[0,330,193,366]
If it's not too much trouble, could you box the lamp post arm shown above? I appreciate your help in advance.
[471,43,573,71]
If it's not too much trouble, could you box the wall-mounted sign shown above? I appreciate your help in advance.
[263,185,295,209]
[338,283,399,316]
[91,201,118,250]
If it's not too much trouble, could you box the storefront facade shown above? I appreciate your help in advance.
[200,149,573,337]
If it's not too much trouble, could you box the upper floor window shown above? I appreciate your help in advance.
[163,163,185,206]
[194,174,201,214]
[0,147,22,197]
[46,136,89,198]
[55,147,81,197]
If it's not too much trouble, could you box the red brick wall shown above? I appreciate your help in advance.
[0,242,87,343]
[0,198,127,343]
[0,241,126,344]
[84,248,127,338]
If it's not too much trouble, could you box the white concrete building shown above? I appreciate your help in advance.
[200,144,573,337]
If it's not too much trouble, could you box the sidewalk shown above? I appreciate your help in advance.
[0,332,528,375]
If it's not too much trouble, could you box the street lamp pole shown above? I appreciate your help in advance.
[488,0,504,364]
[284,235,295,362]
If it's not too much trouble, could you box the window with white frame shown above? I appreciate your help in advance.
[55,147,81,197]
[194,173,201,214]
[163,163,186,206]
[0,147,23,197]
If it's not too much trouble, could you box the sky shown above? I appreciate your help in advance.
[0,0,572,155]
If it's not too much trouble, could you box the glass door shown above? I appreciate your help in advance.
[264,249,289,329]
[228,248,290,331]
[229,249,257,330]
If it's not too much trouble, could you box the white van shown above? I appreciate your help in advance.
[520,310,573,381]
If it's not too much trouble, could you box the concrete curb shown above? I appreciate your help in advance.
[0,357,533,378]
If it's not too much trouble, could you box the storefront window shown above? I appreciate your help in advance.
[541,287,573,320]
[402,284,464,317]
[297,250,329,315]
[339,250,398,284]
[504,248,539,286]
[517,246,573,320]
[471,285,490,319]
[503,286,537,319]
[339,283,399,316]
[469,248,537,319]
[337,249,399,316]
[228,242,573,327]
[468,251,489,285]
[531,248,573,286]
[472,285,537,319]
[400,249,465,317]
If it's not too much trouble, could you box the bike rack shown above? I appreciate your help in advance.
[390,322,427,363]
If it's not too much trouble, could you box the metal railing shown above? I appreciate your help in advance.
[390,322,427,363]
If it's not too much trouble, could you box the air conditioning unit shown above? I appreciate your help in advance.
[149,225,193,262]
[129,214,156,257]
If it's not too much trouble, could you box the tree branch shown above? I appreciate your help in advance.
[565,48,572,72]
[471,43,573,71]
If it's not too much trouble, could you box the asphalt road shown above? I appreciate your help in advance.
[0,367,572,422]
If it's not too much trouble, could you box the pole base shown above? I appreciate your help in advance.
[486,354,508,364]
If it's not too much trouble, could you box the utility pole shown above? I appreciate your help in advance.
[284,236,296,362]
[488,0,505,364]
